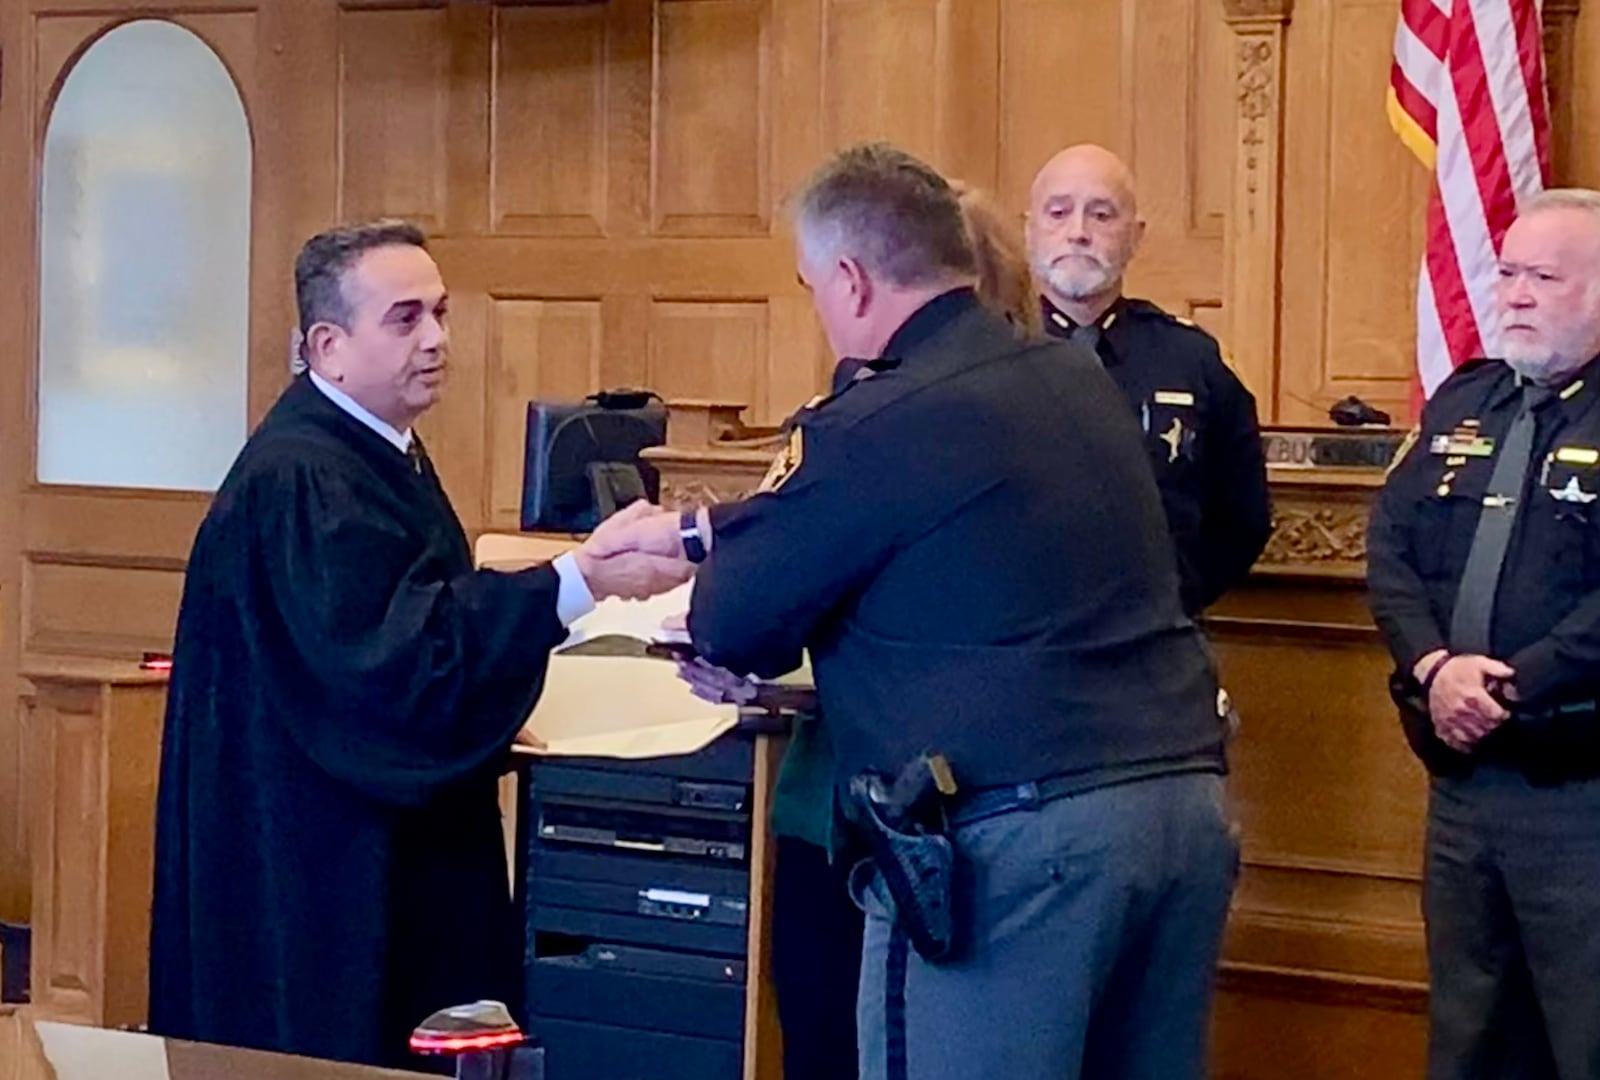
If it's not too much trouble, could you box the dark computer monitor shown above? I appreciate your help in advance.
[521,390,668,533]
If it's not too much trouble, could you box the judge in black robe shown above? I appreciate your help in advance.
[149,222,687,1068]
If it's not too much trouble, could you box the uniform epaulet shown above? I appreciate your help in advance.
[1119,298,1238,372]
[1428,356,1506,399]
[1120,299,1216,338]
[1148,302,1209,330]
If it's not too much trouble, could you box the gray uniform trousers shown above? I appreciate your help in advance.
[855,770,1239,1080]
[1425,766,1600,1080]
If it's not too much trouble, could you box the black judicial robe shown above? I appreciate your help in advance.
[149,375,567,1068]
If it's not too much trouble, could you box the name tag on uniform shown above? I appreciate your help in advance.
[1554,446,1600,466]
[1153,390,1195,407]
[1430,433,1496,457]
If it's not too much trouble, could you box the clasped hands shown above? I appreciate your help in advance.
[1415,649,1518,753]
[571,499,693,601]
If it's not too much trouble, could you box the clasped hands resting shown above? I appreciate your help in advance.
[1414,649,1518,753]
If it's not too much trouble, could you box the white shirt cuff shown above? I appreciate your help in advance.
[551,553,597,626]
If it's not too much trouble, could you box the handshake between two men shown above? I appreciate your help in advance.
[562,499,779,709]
[568,499,697,601]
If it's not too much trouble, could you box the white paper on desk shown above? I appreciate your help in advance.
[521,654,739,759]
[560,582,694,649]
[556,582,813,684]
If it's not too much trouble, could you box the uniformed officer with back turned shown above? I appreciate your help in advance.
[612,142,1240,1080]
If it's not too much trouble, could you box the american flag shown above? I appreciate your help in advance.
[1387,0,1552,397]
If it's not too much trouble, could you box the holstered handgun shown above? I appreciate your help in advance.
[846,753,962,963]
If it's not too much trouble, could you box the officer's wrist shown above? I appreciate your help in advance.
[1417,650,1453,692]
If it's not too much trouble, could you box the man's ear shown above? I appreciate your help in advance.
[306,322,344,379]
[839,257,872,317]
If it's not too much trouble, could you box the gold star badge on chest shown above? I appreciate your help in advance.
[1159,417,1184,463]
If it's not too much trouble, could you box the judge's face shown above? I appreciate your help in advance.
[1497,207,1600,384]
[319,244,450,430]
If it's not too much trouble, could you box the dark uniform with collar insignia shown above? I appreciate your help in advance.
[1043,296,1272,614]
[1369,354,1600,1080]
[690,288,1239,1080]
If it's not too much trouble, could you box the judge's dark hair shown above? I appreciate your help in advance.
[294,219,429,334]
[790,142,977,288]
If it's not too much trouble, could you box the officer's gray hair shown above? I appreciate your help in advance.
[790,143,977,287]
[1520,188,1600,229]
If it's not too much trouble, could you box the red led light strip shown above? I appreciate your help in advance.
[408,1030,525,1054]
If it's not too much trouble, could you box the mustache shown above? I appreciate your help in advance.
[1051,252,1107,270]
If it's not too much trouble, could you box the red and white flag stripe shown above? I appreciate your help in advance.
[1387,0,1551,397]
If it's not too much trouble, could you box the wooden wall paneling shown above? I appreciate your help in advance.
[1570,0,1600,187]
[337,3,451,230]
[1211,978,1426,1080]
[446,0,492,237]
[23,565,185,660]
[486,297,605,523]
[822,1,942,162]
[419,288,490,523]
[997,0,1128,212]
[491,3,609,237]
[1278,0,1427,426]
[767,296,833,420]
[26,683,102,1021]
[25,662,167,1028]
[1190,0,1234,242]
[1218,1,1289,408]
[0,0,33,923]
[276,0,342,283]
[820,0,999,186]
[1128,0,1228,321]
[605,0,656,239]
[1542,0,1582,185]
[648,300,773,420]
[600,293,655,390]
[652,0,772,236]
[769,0,824,200]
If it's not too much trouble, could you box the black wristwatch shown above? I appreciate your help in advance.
[680,509,707,564]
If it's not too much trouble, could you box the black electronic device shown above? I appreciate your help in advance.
[520,391,667,533]
[517,743,760,1080]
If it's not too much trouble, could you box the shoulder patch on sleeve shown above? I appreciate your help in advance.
[758,426,805,493]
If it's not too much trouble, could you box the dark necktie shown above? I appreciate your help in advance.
[1070,322,1102,357]
[405,436,427,475]
[1449,384,1553,655]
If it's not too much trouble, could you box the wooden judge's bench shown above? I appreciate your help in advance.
[16,400,1426,1079]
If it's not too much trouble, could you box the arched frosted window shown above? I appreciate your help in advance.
[38,19,251,491]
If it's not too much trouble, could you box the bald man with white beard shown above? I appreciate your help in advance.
[1027,145,1272,616]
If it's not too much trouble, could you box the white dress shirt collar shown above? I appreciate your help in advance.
[308,370,414,454]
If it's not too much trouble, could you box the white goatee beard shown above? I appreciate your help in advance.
[1037,257,1118,303]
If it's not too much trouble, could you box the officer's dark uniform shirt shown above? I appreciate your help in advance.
[688,288,1225,791]
[1043,296,1273,614]
[1369,353,1600,776]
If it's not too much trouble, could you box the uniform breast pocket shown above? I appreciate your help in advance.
[1539,453,1600,587]
[1413,460,1489,581]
